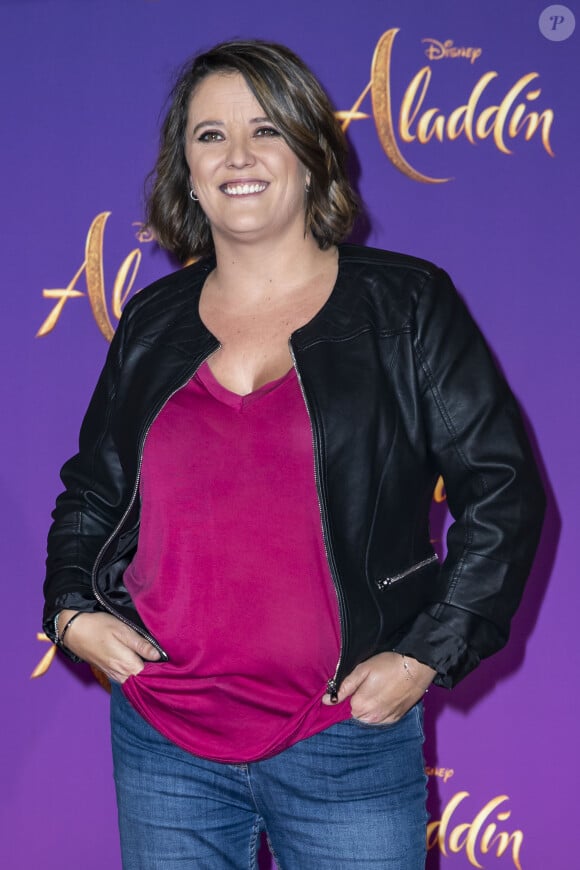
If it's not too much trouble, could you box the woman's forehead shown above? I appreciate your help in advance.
[187,72,264,119]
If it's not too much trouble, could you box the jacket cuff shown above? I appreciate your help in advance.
[392,605,506,688]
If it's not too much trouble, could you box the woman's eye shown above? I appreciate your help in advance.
[255,126,280,137]
[197,130,223,142]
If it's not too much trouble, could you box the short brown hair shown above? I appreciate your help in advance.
[145,39,358,262]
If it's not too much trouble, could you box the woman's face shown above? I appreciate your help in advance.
[184,72,310,246]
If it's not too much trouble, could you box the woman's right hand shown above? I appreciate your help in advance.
[57,610,162,683]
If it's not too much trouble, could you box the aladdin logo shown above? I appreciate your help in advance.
[427,789,524,869]
[337,28,555,182]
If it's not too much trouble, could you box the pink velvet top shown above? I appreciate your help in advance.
[122,361,350,762]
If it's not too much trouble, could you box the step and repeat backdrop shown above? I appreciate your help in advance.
[3,1,577,867]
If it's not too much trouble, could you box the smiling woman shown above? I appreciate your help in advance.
[146,40,357,261]
[42,38,545,870]
[184,73,311,251]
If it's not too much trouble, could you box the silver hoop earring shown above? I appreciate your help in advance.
[189,188,198,201]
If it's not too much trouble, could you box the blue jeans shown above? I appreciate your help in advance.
[110,683,427,869]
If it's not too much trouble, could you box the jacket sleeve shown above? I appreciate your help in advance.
[394,268,546,687]
[42,306,133,655]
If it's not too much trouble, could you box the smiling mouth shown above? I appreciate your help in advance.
[221,182,268,196]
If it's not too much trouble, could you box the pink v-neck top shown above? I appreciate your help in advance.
[122,361,349,763]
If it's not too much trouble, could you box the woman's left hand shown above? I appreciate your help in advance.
[322,652,436,724]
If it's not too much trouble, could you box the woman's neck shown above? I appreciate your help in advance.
[210,231,337,305]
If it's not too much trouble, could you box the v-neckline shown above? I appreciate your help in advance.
[195,361,296,411]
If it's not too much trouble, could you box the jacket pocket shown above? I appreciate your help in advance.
[375,554,438,590]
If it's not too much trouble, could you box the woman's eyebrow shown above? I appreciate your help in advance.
[191,115,272,135]
[192,120,224,135]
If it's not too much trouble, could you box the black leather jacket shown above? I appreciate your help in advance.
[43,245,545,691]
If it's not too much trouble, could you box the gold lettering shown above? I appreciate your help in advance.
[481,816,523,870]
[491,73,541,155]
[38,212,145,342]
[36,262,86,337]
[32,632,111,692]
[399,66,438,142]
[508,91,555,156]
[425,765,454,782]
[30,633,57,678]
[433,476,446,503]
[416,107,446,143]
[132,221,156,244]
[427,790,468,855]
[370,29,449,183]
[112,248,141,321]
[337,30,555,181]
[446,72,498,143]
[399,67,431,143]
[423,38,446,62]
[449,820,478,863]
[463,800,520,868]
[475,105,500,142]
[422,38,483,65]
[336,81,372,133]
[85,212,115,341]
[401,69,553,158]
[428,791,524,869]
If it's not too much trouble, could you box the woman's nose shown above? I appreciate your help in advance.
[225,135,255,169]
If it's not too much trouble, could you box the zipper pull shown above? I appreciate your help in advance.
[327,678,339,703]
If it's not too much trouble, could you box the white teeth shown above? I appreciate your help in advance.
[223,182,267,196]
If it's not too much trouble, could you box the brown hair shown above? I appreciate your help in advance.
[145,39,358,262]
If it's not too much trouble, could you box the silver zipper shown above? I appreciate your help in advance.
[289,340,345,701]
[91,347,219,657]
[375,554,438,590]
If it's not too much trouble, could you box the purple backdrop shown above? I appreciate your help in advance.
[3,1,577,867]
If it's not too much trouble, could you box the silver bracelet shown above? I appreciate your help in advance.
[401,654,429,693]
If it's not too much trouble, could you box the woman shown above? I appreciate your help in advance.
[43,39,545,869]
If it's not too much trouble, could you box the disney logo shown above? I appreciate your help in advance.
[422,38,482,65]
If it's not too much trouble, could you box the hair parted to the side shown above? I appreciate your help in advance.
[145,39,358,262]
